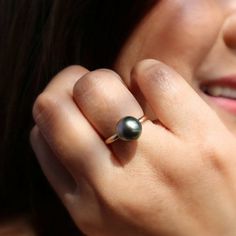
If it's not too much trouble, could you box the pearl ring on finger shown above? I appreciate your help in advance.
[105,115,148,144]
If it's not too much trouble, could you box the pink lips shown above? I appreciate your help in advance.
[202,75,236,115]
[208,96,236,114]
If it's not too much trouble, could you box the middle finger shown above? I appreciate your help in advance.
[73,69,144,137]
[72,69,171,160]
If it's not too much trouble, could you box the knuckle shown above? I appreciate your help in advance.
[32,92,59,124]
[73,71,98,97]
[131,59,174,91]
[73,71,98,96]
[131,59,163,78]
[73,69,121,99]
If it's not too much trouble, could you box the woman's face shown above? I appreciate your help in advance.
[114,0,236,135]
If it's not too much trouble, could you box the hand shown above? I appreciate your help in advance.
[30,60,236,236]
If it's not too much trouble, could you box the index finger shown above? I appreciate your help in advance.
[132,59,221,138]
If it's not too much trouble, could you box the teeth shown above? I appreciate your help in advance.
[204,86,236,99]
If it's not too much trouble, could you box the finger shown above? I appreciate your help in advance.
[30,125,76,198]
[32,66,117,184]
[72,68,173,162]
[73,69,144,139]
[132,59,218,137]
[30,125,103,234]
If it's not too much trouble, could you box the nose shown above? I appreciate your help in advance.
[223,13,236,50]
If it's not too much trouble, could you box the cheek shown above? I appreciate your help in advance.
[114,0,223,83]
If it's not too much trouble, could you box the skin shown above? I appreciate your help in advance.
[114,0,236,132]
[30,0,236,235]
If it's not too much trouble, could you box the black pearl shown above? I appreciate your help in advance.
[116,116,142,141]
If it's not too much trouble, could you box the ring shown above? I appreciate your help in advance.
[105,115,148,144]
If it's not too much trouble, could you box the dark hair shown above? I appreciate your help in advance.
[0,1,155,235]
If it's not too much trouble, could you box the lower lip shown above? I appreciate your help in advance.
[207,96,236,115]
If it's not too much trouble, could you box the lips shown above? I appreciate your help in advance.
[200,76,236,115]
